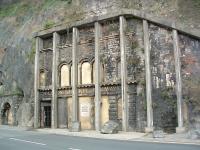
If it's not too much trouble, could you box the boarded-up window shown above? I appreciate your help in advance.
[81,62,92,84]
[60,65,70,86]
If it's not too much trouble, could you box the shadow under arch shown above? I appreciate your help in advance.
[1,102,12,125]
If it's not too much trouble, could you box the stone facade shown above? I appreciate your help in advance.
[33,10,200,133]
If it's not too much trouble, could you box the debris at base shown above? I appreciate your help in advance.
[101,120,119,134]
[153,130,165,138]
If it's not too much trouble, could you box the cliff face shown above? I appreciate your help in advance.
[0,0,199,127]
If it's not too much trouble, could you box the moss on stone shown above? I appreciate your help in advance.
[43,20,55,29]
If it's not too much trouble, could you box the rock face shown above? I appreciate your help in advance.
[16,103,34,127]
[101,121,119,134]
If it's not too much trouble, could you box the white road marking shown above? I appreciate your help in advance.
[9,138,46,146]
[68,147,81,150]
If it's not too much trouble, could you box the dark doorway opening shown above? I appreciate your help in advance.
[40,101,51,128]
[2,102,11,125]
[44,106,51,127]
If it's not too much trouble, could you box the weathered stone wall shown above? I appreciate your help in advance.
[0,0,200,129]
[149,24,177,132]
[179,34,200,131]
[126,18,146,131]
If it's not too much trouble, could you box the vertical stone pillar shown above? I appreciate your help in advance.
[173,29,185,133]
[119,16,128,131]
[94,22,102,131]
[52,32,60,129]
[34,37,43,128]
[71,27,81,131]
[143,20,154,133]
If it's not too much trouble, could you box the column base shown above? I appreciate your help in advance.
[145,127,154,133]
[176,127,186,133]
[70,121,81,132]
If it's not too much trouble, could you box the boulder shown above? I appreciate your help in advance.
[153,130,165,138]
[101,120,119,134]
[187,130,200,139]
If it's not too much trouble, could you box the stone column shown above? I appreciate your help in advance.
[172,29,185,133]
[94,22,102,131]
[119,16,128,131]
[52,32,60,129]
[34,37,43,128]
[143,20,154,133]
[71,27,81,131]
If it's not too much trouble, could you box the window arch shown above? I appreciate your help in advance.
[81,62,92,84]
[39,70,45,87]
[101,64,105,83]
[60,64,70,87]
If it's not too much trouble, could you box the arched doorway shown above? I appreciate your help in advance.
[1,103,12,125]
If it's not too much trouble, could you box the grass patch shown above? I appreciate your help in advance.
[43,20,55,29]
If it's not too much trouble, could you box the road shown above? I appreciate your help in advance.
[0,126,199,150]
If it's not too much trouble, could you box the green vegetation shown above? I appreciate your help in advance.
[26,40,36,63]
[0,83,23,97]
[0,1,36,18]
[43,20,55,29]
[0,0,73,18]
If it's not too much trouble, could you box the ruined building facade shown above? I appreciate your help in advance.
[32,10,200,133]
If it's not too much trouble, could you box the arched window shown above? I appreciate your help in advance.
[101,64,105,83]
[60,64,70,87]
[81,62,92,84]
[39,70,45,87]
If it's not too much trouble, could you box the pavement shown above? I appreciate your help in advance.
[34,127,200,145]
[0,125,200,150]
[1,125,200,144]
